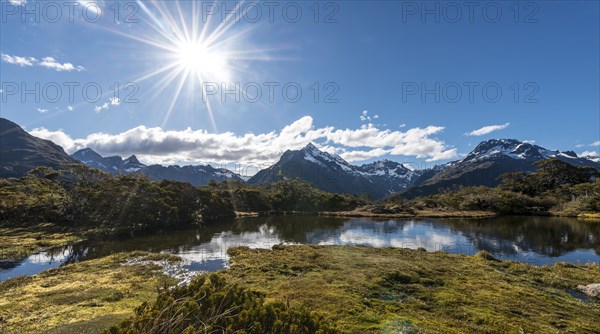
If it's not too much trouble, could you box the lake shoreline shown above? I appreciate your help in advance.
[218,245,600,333]
[235,210,600,220]
[2,210,600,262]
[5,246,598,333]
[319,209,496,219]
[0,252,182,334]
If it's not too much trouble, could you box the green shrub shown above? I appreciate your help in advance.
[106,274,337,334]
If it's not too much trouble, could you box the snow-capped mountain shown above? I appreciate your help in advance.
[581,154,600,163]
[71,148,243,185]
[402,139,600,198]
[248,143,421,198]
[357,159,421,187]
[140,164,243,185]
[122,155,146,172]
[71,148,146,174]
[462,139,599,167]
[6,114,598,197]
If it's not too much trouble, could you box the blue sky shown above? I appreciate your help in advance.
[1,0,599,170]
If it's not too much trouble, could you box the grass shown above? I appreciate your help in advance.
[220,245,600,334]
[0,224,82,261]
[0,252,180,334]
[321,209,497,219]
[2,230,600,333]
[574,213,600,220]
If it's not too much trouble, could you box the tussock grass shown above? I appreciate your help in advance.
[0,252,180,334]
[221,245,600,333]
[2,246,599,333]
[0,224,81,261]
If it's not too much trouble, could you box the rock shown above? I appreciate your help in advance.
[576,284,600,299]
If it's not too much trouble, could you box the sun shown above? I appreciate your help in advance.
[175,41,230,82]
[107,1,277,130]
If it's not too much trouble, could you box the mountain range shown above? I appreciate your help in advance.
[1,117,599,198]
[248,143,420,198]
[70,148,243,185]
[401,139,600,198]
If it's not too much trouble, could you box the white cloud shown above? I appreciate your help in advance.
[360,110,379,122]
[465,123,510,136]
[36,108,48,113]
[29,128,77,151]
[8,0,27,5]
[339,148,391,161]
[29,116,457,165]
[581,151,599,157]
[38,57,84,72]
[67,106,74,111]
[1,53,84,72]
[94,103,109,113]
[94,98,120,112]
[1,53,35,67]
[577,141,600,148]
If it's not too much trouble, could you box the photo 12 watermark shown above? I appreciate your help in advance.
[0,81,139,104]
[199,81,340,104]
[200,1,340,24]
[1,1,340,24]
[399,1,539,23]
[401,81,540,103]
[1,0,139,23]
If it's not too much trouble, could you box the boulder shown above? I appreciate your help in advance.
[576,284,600,299]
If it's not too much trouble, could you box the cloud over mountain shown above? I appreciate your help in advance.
[466,123,510,136]
[29,116,457,165]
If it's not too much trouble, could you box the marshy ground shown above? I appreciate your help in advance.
[1,245,599,333]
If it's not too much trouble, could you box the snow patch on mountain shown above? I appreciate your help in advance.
[71,148,243,185]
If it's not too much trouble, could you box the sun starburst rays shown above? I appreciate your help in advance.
[95,0,275,130]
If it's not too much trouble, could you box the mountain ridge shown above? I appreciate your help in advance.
[70,147,243,185]
[249,139,599,199]
[248,143,422,198]
[0,118,80,178]
[401,138,600,198]
[2,117,598,197]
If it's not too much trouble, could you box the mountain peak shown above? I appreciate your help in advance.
[302,142,319,152]
[465,138,546,162]
[1,118,79,177]
[0,117,22,133]
[1,117,33,142]
[70,148,240,184]
[249,144,421,198]
[477,138,524,148]
[124,155,142,165]
[73,147,102,157]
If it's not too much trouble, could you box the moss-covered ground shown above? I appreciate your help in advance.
[220,245,600,333]
[0,252,180,334]
[0,224,82,261]
[1,245,599,333]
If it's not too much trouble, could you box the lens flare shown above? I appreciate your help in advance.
[100,0,279,130]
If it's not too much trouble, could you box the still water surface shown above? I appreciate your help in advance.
[2,216,599,281]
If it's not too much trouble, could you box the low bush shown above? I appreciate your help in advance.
[106,274,337,334]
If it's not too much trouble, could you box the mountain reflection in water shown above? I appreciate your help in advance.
[2,216,599,281]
